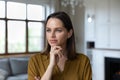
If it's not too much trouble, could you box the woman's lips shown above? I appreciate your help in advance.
[50,40,57,44]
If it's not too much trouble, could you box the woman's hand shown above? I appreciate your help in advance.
[34,76,40,80]
[49,46,63,67]
[37,46,64,80]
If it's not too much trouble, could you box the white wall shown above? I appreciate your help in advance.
[84,0,120,49]
[59,2,86,54]
[74,6,85,53]
[83,0,120,80]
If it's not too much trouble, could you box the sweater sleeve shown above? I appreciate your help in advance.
[28,55,40,80]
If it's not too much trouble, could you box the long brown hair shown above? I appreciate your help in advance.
[43,11,76,60]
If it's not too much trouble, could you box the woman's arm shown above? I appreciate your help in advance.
[40,64,54,80]
[28,54,55,80]
[28,56,39,80]
[28,55,54,80]
[40,46,63,80]
[28,46,63,80]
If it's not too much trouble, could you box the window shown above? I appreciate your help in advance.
[28,22,45,52]
[8,21,26,53]
[0,1,46,54]
[7,2,26,19]
[0,20,5,54]
[0,1,5,18]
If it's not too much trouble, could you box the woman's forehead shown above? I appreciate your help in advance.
[46,18,64,28]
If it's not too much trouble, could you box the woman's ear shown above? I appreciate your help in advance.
[67,29,73,39]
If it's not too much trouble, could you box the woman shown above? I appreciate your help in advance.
[28,11,92,80]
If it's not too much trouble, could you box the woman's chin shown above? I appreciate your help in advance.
[50,44,58,47]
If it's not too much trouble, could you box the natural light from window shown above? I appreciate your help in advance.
[0,1,5,18]
[7,2,26,19]
[0,1,46,54]
[27,4,45,21]
[0,20,5,53]
[8,21,26,53]
[28,22,45,52]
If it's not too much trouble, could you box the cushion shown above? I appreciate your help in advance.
[6,74,28,80]
[0,69,9,80]
[0,58,11,75]
[9,57,29,75]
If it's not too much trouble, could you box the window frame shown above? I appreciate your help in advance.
[0,1,47,55]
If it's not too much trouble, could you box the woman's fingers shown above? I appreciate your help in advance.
[56,50,63,58]
[51,46,63,58]
[34,76,40,80]
[51,46,62,54]
[49,46,63,66]
[51,46,62,53]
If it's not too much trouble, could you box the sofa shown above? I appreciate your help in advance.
[0,56,30,80]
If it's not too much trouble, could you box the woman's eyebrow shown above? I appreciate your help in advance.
[46,26,63,29]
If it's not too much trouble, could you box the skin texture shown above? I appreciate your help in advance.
[35,18,72,80]
[46,18,72,47]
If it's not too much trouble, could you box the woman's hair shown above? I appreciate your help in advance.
[43,11,76,60]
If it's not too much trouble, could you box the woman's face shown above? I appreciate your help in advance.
[46,18,72,48]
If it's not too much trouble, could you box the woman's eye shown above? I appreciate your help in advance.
[56,29,62,32]
[46,29,51,32]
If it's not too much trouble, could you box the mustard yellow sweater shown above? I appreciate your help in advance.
[28,53,92,80]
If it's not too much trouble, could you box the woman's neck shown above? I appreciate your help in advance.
[61,44,68,57]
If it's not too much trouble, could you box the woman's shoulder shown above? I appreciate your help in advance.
[76,53,90,61]
[30,53,48,61]
[76,53,87,57]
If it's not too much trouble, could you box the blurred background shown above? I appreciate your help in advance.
[0,0,120,80]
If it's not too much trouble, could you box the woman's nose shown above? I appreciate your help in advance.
[51,31,56,38]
